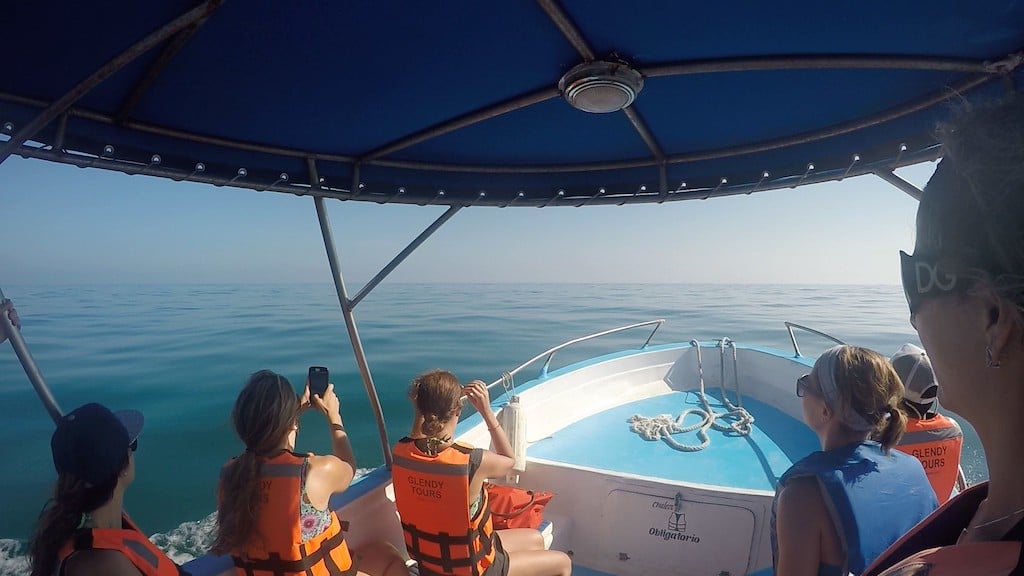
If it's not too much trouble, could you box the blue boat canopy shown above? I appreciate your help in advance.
[2,1,1023,207]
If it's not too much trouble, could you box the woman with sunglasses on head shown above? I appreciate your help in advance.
[29,402,184,576]
[212,370,406,576]
[773,345,937,576]
[864,99,1024,576]
[391,369,572,576]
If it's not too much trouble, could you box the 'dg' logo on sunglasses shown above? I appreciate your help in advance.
[900,251,962,313]
[912,260,957,294]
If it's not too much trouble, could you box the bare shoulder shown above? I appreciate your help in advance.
[308,453,355,492]
[309,453,350,473]
[778,476,827,518]
[64,549,143,576]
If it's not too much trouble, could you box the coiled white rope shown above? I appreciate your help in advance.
[628,340,755,452]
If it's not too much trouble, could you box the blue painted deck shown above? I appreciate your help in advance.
[529,391,819,491]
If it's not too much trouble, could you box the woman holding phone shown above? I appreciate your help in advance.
[212,369,406,576]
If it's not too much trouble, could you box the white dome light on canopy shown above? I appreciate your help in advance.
[558,60,644,114]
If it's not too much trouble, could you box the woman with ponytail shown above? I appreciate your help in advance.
[29,402,182,576]
[391,369,571,576]
[213,370,405,576]
[772,345,937,576]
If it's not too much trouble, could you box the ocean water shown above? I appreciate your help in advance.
[0,283,987,573]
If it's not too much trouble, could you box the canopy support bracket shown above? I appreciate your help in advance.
[115,9,220,124]
[351,205,461,308]
[874,168,924,200]
[0,286,63,424]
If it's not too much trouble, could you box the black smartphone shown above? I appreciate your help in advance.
[308,366,329,397]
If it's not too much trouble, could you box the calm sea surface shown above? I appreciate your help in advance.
[0,283,986,571]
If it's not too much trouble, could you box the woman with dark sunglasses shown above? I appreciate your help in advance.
[865,99,1024,575]
[773,345,937,576]
[29,402,184,576]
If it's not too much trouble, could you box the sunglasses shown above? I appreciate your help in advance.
[796,374,816,398]
[129,438,138,452]
[899,250,963,315]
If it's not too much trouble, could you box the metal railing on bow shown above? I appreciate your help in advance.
[785,321,846,357]
[485,319,665,393]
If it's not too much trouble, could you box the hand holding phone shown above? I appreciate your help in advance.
[308,366,329,397]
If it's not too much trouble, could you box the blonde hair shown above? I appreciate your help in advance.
[817,346,907,452]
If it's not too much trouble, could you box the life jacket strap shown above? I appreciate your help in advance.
[68,527,187,576]
[232,527,347,575]
[401,522,494,574]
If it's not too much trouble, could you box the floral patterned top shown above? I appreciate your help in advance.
[299,457,333,542]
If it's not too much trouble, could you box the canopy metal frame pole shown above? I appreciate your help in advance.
[874,168,925,200]
[0,3,224,424]
[0,0,224,166]
[0,286,63,423]
[311,160,393,467]
[309,160,463,468]
[351,204,462,308]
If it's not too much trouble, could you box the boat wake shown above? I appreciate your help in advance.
[149,511,219,564]
[0,539,29,576]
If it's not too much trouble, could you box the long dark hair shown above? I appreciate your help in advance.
[29,468,123,576]
[212,370,298,555]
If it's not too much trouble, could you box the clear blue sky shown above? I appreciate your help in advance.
[1,156,931,285]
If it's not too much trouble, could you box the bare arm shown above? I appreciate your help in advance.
[309,383,356,497]
[464,380,514,458]
[477,448,515,481]
[775,478,826,576]
[462,379,515,491]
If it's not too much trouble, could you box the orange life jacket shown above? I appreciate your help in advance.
[864,482,1024,576]
[224,451,353,576]
[391,439,497,576]
[57,514,183,576]
[895,413,963,505]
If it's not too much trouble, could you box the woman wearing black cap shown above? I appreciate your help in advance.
[28,402,183,576]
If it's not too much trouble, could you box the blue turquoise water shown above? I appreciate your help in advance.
[0,283,986,571]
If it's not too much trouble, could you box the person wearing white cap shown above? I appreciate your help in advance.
[27,402,184,576]
[891,343,964,505]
